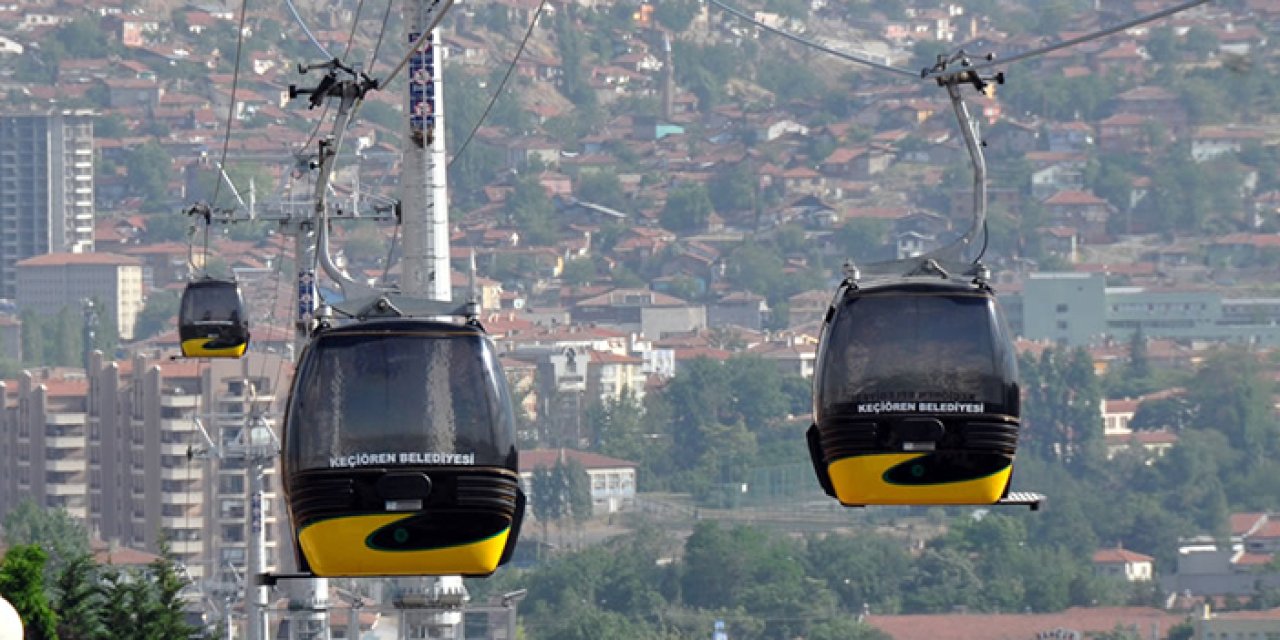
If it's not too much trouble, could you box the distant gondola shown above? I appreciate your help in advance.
[807,259,1021,507]
[179,278,250,359]
[281,318,524,577]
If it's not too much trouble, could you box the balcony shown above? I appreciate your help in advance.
[161,516,203,529]
[160,395,199,409]
[160,466,202,481]
[168,490,202,506]
[160,418,197,432]
[160,442,191,457]
[46,483,88,496]
[46,458,85,472]
[46,413,87,426]
[168,539,203,555]
[46,435,86,449]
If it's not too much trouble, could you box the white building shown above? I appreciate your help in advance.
[519,449,637,515]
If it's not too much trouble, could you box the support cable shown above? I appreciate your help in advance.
[366,0,396,74]
[284,0,332,59]
[342,0,368,60]
[449,0,549,168]
[211,0,253,209]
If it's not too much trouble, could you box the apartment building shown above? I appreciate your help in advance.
[0,110,95,299]
[0,351,290,589]
[0,369,91,521]
[15,252,145,340]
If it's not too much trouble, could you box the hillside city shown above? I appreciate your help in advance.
[1,0,1280,637]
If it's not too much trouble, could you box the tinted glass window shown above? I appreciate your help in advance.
[286,332,515,472]
[182,283,243,324]
[818,292,1008,412]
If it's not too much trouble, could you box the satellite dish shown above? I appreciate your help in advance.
[0,594,23,639]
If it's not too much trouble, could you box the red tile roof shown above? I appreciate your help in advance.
[866,607,1185,640]
[1093,547,1153,564]
[519,448,636,473]
[1230,513,1267,537]
[16,252,142,267]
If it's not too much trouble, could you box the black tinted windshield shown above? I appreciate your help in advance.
[817,290,1016,415]
[285,330,516,472]
[181,282,244,324]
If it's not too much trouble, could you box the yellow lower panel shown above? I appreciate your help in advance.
[828,453,1011,506]
[298,513,510,577]
[181,338,247,359]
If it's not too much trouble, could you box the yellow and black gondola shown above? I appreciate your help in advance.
[179,278,250,358]
[807,270,1021,507]
[281,318,524,577]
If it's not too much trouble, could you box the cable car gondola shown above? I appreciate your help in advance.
[179,278,250,359]
[281,317,524,577]
[807,259,1021,507]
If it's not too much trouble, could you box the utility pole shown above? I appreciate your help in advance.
[189,398,279,640]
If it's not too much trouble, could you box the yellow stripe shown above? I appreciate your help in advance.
[181,338,248,359]
[298,513,510,577]
[827,453,1011,506]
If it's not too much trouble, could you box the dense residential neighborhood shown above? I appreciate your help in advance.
[2,0,1280,636]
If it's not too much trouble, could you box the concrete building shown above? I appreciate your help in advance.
[1,351,288,593]
[0,370,92,520]
[15,252,144,340]
[0,110,96,299]
[1193,606,1280,640]
[1019,273,1280,347]
[1020,272,1108,345]
[1093,546,1155,582]
[519,448,638,515]
[572,288,706,339]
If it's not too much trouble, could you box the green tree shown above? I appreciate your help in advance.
[708,162,757,215]
[51,555,106,640]
[574,171,628,212]
[0,545,59,639]
[19,310,45,367]
[3,499,91,578]
[805,534,910,613]
[136,542,198,639]
[54,19,112,59]
[1145,26,1179,62]
[530,465,561,543]
[833,218,892,264]
[561,258,597,286]
[660,182,713,233]
[133,291,180,342]
[124,142,174,210]
[653,0,699,31]
[588,389,648,462]
[50,305,83,367]
[1187,348,1275,454]
[504,175,558,245]
[902,548,983,612]
[1020,347,1103,467]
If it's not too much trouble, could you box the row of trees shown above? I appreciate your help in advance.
[526,339,1280,617]
[469,516,1190,640]
[0,501,201,639]
[8,305,118,376]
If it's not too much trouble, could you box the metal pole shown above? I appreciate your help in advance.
[397,0,467,636]
[247,445,269,640]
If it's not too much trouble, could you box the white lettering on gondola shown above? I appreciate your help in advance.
[328,452,477,468]
[856,401,985,414]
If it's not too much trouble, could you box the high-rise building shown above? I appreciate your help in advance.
[1,351,288,593]
[0,110,96,300]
